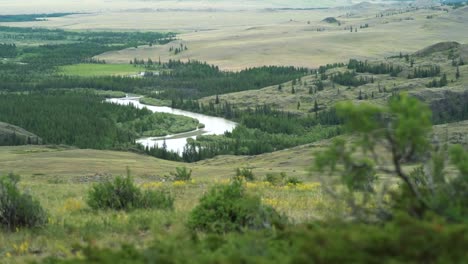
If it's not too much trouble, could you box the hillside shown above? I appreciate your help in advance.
[0,121,42,146]
[200,42,468,121]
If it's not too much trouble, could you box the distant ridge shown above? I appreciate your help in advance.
[414,41,461,56]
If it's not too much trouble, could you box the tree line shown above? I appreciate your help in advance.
[0,92,152,149]
[347,59,402,76]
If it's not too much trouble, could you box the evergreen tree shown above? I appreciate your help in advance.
[456,66,460,80]
[440,73,448,87]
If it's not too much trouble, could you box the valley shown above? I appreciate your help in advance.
[0,0,468,263]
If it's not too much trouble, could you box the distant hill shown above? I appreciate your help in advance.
[414,41,461,56]
[0,122,42,146]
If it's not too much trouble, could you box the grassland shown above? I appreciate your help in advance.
[87,5,468,70]
[139,97,172,107]
[2,4,466,70]
[0,142,325,262]
[58,63,146,77]
[1,115,467,262]
[200,43,468,114]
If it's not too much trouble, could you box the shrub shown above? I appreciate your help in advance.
[170,166,192,181]
[0,174,47,230]
[87,175,173,211]
[139,189,174,210]
[286,176,302,185]
[265,172,286,186]
[188,179,286,233]
[235,168,255,181]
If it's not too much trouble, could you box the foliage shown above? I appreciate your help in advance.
[0,13,75,23]
[188,179,286,233]
[87,174,173,211]
[170,167,192,181]
[41,215,468,263]
[348,59,402,76]
[235,168,255,181]
[265,172,287,186]
[426,73,448,88]
[315,94,431,219]
[315,93,468,221]
[0,174,47,230]
[0,43,17,58]
[430,91,468,124]
[330,71,370,87]
[408,65,441,79]
[0,92,198,149]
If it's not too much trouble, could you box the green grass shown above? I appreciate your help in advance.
[139,97,172,107]
[0,144,324,262]
[58,63,147,77]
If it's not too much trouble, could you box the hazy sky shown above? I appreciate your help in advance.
[0,0,364,14]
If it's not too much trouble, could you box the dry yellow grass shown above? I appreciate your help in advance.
[2,5,467,70]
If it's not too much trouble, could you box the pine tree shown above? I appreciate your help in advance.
[215,95,220,104]
[291,86,296,94]
[456,66,460,80]
[314,100,319,113]
[297,101,301,110]
[278,84,282,91]
[440,73,448,87]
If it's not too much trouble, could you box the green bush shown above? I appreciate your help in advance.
[87,175,173,211]
[235,167,255,181]
[170,166,192,181]
[265,172,286,186]
[187,179,286,233]
[286,176,302,185]
[0,174,47,230]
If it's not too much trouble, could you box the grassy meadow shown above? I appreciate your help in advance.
[93,5,468,70]
[58,64,146,77]
[0,143,328,262]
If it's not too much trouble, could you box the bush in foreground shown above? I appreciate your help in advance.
[0,174,47,230]
[87,175,173,211]
[187,179,286,233]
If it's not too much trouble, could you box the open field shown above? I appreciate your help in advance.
[1,4,467,70]
[58,63,146,77]
[0,143,324,262]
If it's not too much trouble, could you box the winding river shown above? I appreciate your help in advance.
[107,97,237,154]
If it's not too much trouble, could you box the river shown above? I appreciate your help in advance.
[107,97,237,154]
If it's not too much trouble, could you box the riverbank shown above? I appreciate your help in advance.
[108,97,237,154]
